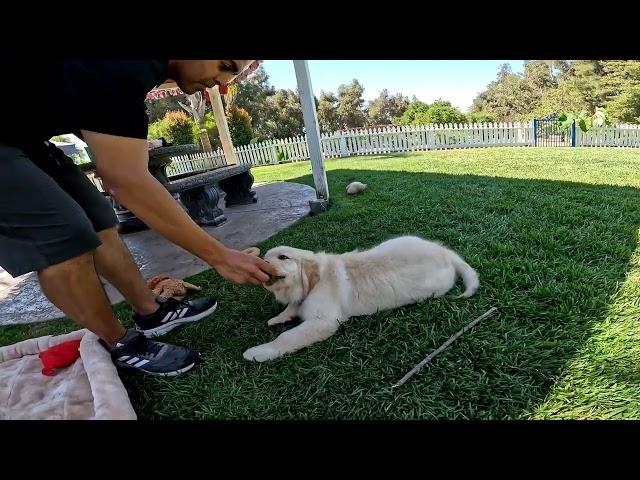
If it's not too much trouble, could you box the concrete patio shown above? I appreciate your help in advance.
[0,181,316,326]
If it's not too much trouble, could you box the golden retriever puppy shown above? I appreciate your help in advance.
[243,236,479,362]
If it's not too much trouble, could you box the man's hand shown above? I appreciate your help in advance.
[211,248,278,285]
[81,130,277,286]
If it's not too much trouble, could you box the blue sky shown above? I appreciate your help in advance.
[261,60,524,113]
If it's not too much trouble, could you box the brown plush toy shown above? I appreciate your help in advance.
[146,276,202,300]
[146,248,260,299]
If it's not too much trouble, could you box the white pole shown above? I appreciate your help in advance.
[206,86,238,165]
[293,60,329,202]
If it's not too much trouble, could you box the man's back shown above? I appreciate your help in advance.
[0,60,168,148]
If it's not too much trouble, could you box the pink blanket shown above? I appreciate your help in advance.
[0,329,136,420]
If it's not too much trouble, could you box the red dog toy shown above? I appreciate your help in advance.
[39,339,82,376]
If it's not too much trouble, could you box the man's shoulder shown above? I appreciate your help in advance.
[62,61,167,139]
[63,60,169,96]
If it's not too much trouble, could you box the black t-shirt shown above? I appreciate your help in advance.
[0,60,168,149]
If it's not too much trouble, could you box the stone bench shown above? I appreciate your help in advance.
[167,164,257,226]
[81,145,257,229]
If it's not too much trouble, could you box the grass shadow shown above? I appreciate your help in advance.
[127,167,640,419]
[3,158,640,419]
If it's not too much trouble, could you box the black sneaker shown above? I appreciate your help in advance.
[133,296,217,338]
[107,329,200,377]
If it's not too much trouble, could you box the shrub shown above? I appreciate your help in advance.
[160,110,197,145]
[226,106,253,146]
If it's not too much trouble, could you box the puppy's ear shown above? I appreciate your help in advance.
[301,258,320,297]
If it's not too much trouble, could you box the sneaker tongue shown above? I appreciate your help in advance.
[140,338,164,357]
[155,296,169,305]
[104,329,140,351]
[136,334,163,355]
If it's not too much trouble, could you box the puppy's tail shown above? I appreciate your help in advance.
[450,253,479,298]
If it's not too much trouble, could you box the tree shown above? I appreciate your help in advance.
[337,79,367,128]
[530,81,589,119]
[395,100,466,125]
[317,90,340,133]
[423,100,467,124]
[471,61,568,121]
[263,89,305,138]
[178,92,212,152]
[158,111,197,145]
[471,64,532,121]
[202,112,221,150]
[395,100,430,125]
[145,95,185,123]
[564,60,606,113]
[599,61,640,122]
[607,85,640,123]
[600,61,640,101]
[551,60,573,81]
[523,61,558,92]
[497,63,513,80]
[466,110,498,123]
[226,106,253,146]
[366,89,410,126]
[230,65,276,137]
[471,60,640,123]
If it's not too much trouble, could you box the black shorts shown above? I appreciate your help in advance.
[0,142,117,277]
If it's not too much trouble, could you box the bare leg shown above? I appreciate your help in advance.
[38,251,126,346]
[267,304,299,326]
[93,227,158,315]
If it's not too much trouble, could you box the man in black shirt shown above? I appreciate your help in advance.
[0,60,277,377]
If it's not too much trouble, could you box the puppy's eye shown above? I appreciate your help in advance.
[278,255,290,260]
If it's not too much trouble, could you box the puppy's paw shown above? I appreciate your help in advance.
[243,343,280,362]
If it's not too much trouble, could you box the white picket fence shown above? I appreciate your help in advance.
[230,123,534,167]
[164,122,640,175]
[575,124,640,147]
[166,150,227,178]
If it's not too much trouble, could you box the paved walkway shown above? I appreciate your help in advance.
[0,182,316,326]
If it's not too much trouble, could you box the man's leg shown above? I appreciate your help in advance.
[89,225,219,338]
[43,144,218,338]
[38,251,126,345]
[93,227,158,316]
[0,144,199,375]
[37,247,200,376]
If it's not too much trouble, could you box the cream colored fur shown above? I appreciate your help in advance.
[346,181,367,194]
[243,236,479,362]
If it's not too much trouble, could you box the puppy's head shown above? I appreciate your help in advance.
[263,246,320,304]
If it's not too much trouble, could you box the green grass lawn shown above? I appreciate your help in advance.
[3,147,640,419]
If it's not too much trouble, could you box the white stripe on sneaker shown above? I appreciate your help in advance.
[161,312,174,323]
[126,357,140,365]
[178,308,188,318]
[118,355,130,362]
[133,359,150,367]
[138,301,217,339]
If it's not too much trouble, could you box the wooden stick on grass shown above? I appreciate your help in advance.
[392,307,498,388]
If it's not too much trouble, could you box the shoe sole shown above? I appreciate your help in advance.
[148,361,197,377]
[137,302,218,338]
[115,359,199,377]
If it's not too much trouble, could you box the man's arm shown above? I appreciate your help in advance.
[82,130,277,285]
